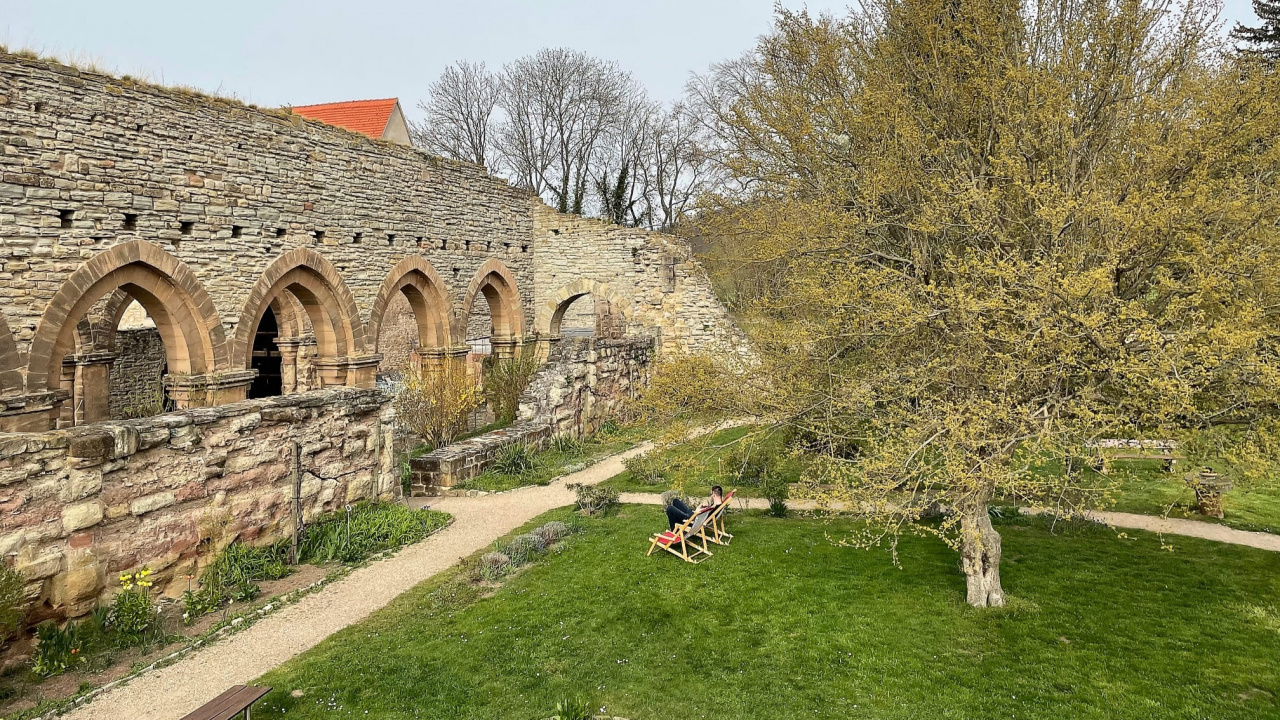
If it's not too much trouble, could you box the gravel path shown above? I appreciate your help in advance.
[66,434,1278,720]
[65,442,655,720]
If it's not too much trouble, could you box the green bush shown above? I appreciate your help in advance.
[623,453,668,485]
[298,502,450,565]
[566,483,619,515]
[490,442,537,476]
[764,476,790,517]
[482,352,540,423]
[0,564,28,644]
[185,541,292,623]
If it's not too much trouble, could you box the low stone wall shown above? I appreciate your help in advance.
[406,336,653,495]
[0,388,396,621]
[519,337,653,435]
[406,421,551,494]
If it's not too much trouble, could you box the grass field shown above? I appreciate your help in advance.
[254,506,1280,719]
[599,425,805,499]
[1103,460,1280,534]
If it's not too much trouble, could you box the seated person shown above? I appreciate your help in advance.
[665,485,725,530]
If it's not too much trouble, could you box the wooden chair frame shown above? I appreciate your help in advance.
[698,489,736,546]
[647,506,715,563]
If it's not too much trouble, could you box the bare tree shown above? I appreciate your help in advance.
[496,49,633,214]
[643,102,714,232]
[412,61,500,167]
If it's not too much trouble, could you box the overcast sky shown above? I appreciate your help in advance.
[0,0,1264,124]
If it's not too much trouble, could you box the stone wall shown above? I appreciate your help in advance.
[107,328,166,419]
[531,206,748,357]
[407,336,654,494]
[519,337,653,436]
[0,388,396,621]
[0,53,749,433]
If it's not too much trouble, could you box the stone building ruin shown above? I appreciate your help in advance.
[0,52,743,619]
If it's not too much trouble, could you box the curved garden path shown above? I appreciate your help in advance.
[64,442,656,720]
[65,440,1279,719]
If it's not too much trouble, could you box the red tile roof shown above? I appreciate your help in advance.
[291,98,399,139]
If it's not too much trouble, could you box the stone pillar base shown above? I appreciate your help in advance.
[345,355,383,389]
[165,370,257,408]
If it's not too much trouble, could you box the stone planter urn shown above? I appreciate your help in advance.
[1184,468,1233,518]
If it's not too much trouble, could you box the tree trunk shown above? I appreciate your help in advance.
[960,504,1005,608]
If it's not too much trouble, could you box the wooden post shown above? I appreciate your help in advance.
[289,441,302,565]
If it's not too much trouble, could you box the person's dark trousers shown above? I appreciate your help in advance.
[666,498,693,530]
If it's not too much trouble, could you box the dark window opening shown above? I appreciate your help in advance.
[464,240,471,251]
[180,221,194,236]
[313,230,325,243]
[440,239,447,250]
[59,209,73,229]
[276,228,287,239]
[387,234,396,246]
[416,236,424,247]
[232,225,243,238]
[34,102,46,113]
[353,232,363,245]
[521,244,529,253]
[248,307,283,399]
[123,213,138,231]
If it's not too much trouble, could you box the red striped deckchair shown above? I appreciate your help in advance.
[647,506,715,563]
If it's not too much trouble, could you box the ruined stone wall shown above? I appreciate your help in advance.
[531,206,748,357]
[519,337,652,436]
[0,52,536,395]
[0,388,396,620]
[107,328,166,419]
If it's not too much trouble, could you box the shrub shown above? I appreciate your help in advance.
[535,521,569,545]
[512,532,547,555]
[726,442,780,487]
[595,418,622,438]
[394,357,482,448]
[479,552,512,581]
[764,476,790,517]
[567,483,619,515]
[623,453,668,485]
[550,434,586,456]
[483,351,540,424]
[0,564,28,644]
[491,442,537,476]
[186,541,292,621]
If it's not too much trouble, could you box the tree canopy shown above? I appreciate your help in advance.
[654,0,1280,606]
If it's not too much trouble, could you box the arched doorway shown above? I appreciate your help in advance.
[249,306,283,399]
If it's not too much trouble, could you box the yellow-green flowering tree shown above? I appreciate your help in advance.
[664,0,1280,606]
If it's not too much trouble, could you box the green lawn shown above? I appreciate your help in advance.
[1103,460,1280,534]
[254,507,1280,719]
[599,425,805,499]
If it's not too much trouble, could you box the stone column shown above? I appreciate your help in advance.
[67,352,115,425]
[312,358,349,389]
[165,370,256,409]
[275,337,305,394]
[490,336,520,359]
[344,355,384,389]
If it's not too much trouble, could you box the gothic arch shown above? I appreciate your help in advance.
[457,259,524,342]
[368,257,453,351]
[537,278,630,338]
[232,248,367,369]
[26,240,228,392]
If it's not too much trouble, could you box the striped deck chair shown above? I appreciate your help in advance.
[698,489,737,546]
[647,506,715,563]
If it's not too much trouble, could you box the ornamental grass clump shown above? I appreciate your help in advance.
[491,442,537,476]
[535,521,569,545]
[479,552,512,581]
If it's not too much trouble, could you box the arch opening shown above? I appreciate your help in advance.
[249,306,283,399]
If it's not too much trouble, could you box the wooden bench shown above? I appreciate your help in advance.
[180,685,271,720]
